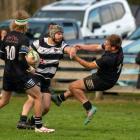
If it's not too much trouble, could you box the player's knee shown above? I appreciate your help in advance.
[43,102,51,113]
[1,99,9,106]
[34,94,42,100]
[32,91,42,100]
[28,94,34,100]
[69,83,77,91]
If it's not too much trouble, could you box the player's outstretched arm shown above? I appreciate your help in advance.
[74,44,102,52]
[74,55,98,69]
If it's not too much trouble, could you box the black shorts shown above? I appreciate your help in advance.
[3,73,37,92]
[34,75,51,93]
[84,74,114,91]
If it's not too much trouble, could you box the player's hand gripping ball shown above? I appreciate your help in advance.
[26,50,40,69]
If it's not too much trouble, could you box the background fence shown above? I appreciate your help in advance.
[0,53,140,100]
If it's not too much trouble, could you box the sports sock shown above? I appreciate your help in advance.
[83,101,92,111]
[35,116,42,128]
[30,115,35,125]
[19,115,27,122]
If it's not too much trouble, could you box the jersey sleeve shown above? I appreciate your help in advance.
[0,40,5,60]
[31,40,40,51]
[18,37,30,70]
[61,41,69,52]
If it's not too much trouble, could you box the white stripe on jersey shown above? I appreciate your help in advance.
[44,60,59,64]
[25,79,35,89]
[33,40,40,49]
[36,67,57,74]
[33,38,68,52]
[37,46,63,55]
[44,38,68,49]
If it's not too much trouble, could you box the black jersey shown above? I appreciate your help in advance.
[0,31,29,78]
[95,47,123,84]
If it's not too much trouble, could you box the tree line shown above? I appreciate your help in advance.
[0,0,57,21]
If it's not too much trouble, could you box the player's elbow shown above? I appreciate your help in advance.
[86,63,96,69]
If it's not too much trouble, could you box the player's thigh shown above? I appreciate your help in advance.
[0,90,12,103]
[26,94,34,104]
[26,85,42,99]
[69,79,86,91]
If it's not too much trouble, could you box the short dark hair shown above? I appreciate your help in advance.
[106,34,122,49]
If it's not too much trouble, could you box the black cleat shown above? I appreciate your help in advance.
[17,120,35,130]
[27,118,35,130]
[17,121,28,129]
[51,94,62,106]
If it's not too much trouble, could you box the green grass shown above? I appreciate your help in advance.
[0,95,140,140]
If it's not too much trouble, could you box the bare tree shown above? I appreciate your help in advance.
[0,0,58,21]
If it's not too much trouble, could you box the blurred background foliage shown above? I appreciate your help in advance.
[128,0,140,5]
[0,0,140,21]
[0,0,57,20]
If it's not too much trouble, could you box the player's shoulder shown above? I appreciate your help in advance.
[60,40,68,47]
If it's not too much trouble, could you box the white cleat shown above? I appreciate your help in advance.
[35,126,55,133]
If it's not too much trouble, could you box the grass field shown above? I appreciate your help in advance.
[0,95,140,140]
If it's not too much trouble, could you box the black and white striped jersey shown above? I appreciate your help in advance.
[31,37,69,79]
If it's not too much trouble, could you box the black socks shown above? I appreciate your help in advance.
[83,101,92,111]
[20,115,42,128]
[34,116,42,128]
[19,115,27,122]
[30,115,35,125]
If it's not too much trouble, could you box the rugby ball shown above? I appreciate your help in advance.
[26,50,40,68]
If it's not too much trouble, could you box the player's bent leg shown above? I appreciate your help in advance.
[0,90,12,108]
[27,93,51,127]
[26,85,55,133]
[69,79,88,103]
[42,93,51,115]
[26,85,42,117]
[41,92,55,131]
[28,92,55,132]
[69,79,97,125]
[17,95,34,129]
[25,92,53,129]
[26,85,43,130]
[22,95,34,115]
